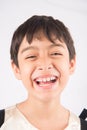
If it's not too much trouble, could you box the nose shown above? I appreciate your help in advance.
[37,64,53,71]
[36,56,53,71]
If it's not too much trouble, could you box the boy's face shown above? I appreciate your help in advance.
[12,36,76,102]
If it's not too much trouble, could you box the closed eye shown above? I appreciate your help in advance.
[51,52,62,56]
[25,55,37,59]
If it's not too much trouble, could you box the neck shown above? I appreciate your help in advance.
[17,96,64,119]
[17,97,69,130]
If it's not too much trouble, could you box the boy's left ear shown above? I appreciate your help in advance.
[69,56,76,75]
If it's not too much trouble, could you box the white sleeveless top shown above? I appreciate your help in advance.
[0,105,80,130]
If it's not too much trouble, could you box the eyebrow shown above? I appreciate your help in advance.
[49,43,65,49]
[21,43,65,54]
[21,46,38,54]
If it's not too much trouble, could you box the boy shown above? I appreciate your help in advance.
[0,15,86,130]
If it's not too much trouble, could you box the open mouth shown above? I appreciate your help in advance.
[34,76,57,87]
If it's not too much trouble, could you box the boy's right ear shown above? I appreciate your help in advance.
[11,60,21,80]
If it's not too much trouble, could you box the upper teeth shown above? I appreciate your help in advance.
[36,76,56,83]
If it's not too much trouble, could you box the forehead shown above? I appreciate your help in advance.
[19,35,67,50]
[18,36,69,57]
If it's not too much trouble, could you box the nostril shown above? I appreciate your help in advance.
[48,64,53,69]
[38,67,43,70]
[37,64,53,71]
[48,66,52,69]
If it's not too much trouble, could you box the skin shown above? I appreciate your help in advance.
[11,35,76,130]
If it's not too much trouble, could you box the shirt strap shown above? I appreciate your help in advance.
[0,109,5,127]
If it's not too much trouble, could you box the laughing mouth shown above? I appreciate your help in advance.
[34,76,57,86]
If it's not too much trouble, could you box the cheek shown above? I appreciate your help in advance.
[19,62,33,76]
[61,64,70,74]
[55,58,70,73]
[21,67,31,77]
[56,60,70,85]
[19,64,34,88]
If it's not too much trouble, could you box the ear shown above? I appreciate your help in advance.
[11,60,21,80]
[69,56,76,75]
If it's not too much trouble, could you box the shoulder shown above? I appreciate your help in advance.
[68,112,87,130]
[4,105,17,121]
[0,105,17,126]
[0,105,37,130]
[69,112,80,124]
[66,111,80,130]
[0,105,17,129]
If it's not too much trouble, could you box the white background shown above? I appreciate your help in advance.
[0,0,87,116]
